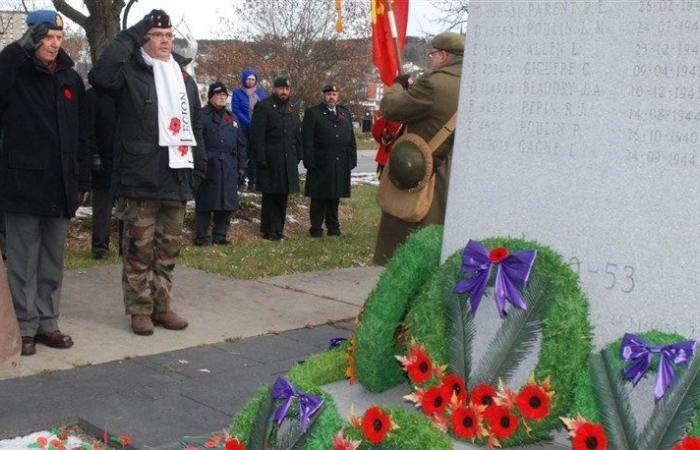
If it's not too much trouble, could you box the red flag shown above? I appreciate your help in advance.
[372,0,409,86]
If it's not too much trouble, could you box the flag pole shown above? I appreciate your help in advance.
[383,0,404,76]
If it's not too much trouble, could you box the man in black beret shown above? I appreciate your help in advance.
[0,10,89,355]
[250,77,302,241]
[89,9,206,335]
[302,84,357,237]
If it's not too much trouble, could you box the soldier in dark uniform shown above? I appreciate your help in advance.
[195,81,247,246]
[302,84,357,237]
[250,77,302,241]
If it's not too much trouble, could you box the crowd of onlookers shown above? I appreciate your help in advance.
[0,7,463,358]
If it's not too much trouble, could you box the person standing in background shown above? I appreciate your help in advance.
[232,68,266,192]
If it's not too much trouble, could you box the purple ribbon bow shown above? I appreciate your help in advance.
[453,240,537,318]
[620,333,697,401]
[271,376,324,432]
[329,337,347,349]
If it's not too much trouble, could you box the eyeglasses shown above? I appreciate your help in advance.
[428,49,445,58]
[147,32,174,41]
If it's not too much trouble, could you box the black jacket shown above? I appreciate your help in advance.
[0,43,89,217]
[86,87,116,191]
[250,96,302,194]
[88,22,206,201]
[302,103,357,198]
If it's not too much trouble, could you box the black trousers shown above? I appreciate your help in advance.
[246,130,256,185]
[309,198,340,235]
[195,210,232,244]
[91,188,113,256]
[260,193,288,239]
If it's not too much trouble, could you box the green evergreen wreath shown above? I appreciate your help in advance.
[572,330,700,448]
[354,225,443,392]
[403,237,592,446]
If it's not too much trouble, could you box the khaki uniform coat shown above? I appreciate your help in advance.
[373,59,462,265]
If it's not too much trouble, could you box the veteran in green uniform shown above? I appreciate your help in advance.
[302,84,357,237]
[373,31,464,265]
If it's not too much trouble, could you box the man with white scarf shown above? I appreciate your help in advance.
[89,9,206,336]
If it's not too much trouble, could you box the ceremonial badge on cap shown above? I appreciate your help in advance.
[55,15,63,28]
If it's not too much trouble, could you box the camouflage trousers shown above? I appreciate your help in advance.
[116,198,186,315]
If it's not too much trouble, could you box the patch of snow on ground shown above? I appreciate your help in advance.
[0,431,85,449]
[287,215,300,224]
[351,172,378,186]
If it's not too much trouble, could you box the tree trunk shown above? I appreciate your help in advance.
[84,13,120,62]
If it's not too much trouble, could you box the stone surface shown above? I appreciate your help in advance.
[0,265,377,380]
[443,1,700,348]
[0,257,20,374]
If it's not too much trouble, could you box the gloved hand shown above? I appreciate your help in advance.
[238,169,246,187]
[17,23,49,53]
[393,74,411,90]
[91,153,104,172]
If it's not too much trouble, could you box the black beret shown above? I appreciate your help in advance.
[273,77,291,88]
[322,84,338,93]
[145,9,171,30]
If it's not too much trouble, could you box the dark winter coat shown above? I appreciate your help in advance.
[232,68,266,135]
[88,22,206,202]
[302,103,357,199]
[0,43,89,218]
[86,87,116,191]
[195,105,247,211]
[250,96,302,194]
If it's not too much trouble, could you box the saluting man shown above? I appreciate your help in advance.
[302,84,357,237]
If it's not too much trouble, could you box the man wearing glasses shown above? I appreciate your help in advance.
[373,32,464,265]
[89,9,206,336]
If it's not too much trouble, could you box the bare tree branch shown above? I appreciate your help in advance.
[52,0,86,27]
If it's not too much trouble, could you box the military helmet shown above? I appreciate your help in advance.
[387,133,433,191]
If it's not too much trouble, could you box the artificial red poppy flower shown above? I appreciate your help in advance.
[572,422,608,450]
[63,86,72,101]
[421,385,449,415]
[471,383,497,410]
[516,384,551,420]
[36,436,48,447]
[486,406,519,439]
[224,437,245,450]
[405,347,433,384]
[119,435,132,447]
[362,406,392,445]
[451,405,482,439]
[442,373,467,404]
[169,117,181,135]
[489,246,509,263]
[332,432,360,450]
[675,436,700,450]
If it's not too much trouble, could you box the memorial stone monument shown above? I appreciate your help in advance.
[444,0,700,348]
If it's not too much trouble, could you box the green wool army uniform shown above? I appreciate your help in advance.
[373,58,463,265]
[302,103,357,236]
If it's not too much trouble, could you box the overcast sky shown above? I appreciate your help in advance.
[76,0,447,39]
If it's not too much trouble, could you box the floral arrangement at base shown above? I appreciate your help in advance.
[570,330,700,450]
[397,342,554,448]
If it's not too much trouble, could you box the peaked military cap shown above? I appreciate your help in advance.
[145,9,171,30]
[431,32,465,55]
[273,77,291,87]
[322,84,338,93]
[26,10,63,30]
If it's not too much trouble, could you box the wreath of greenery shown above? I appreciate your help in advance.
[354,225,443,392]
[403,236,593,446]
[572,330,700,438]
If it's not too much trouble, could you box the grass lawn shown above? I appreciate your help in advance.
[64,183,381,279]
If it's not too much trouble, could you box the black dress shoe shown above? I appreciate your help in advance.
[213,239,231,245]
[21,336,36,356]
[327,229,341,236]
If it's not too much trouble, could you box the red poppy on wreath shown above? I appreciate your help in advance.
[224,436,245,450]
[471,383,497,411]
[62,86,73,101]
[420,385,448,415]
[169,117,182,135]
[675,436,700,450]
[119,435,131,447]
[332,431,360,450]
[516,384,551,421]
[361,405,392,445]
[442,373,467,404]
[397,345,434,384]
[485,406,519,439]
[572,423,608,450]
[489,246,509,263]
[451,405,483,440]
[204,435,222,448]
[36,436,48,448]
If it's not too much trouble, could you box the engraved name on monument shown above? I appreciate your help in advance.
[443,0,700,347]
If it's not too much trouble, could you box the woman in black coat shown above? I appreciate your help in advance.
[194,82,247,245]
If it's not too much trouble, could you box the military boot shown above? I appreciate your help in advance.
[152,310,189,330]
[131,315,154,336]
